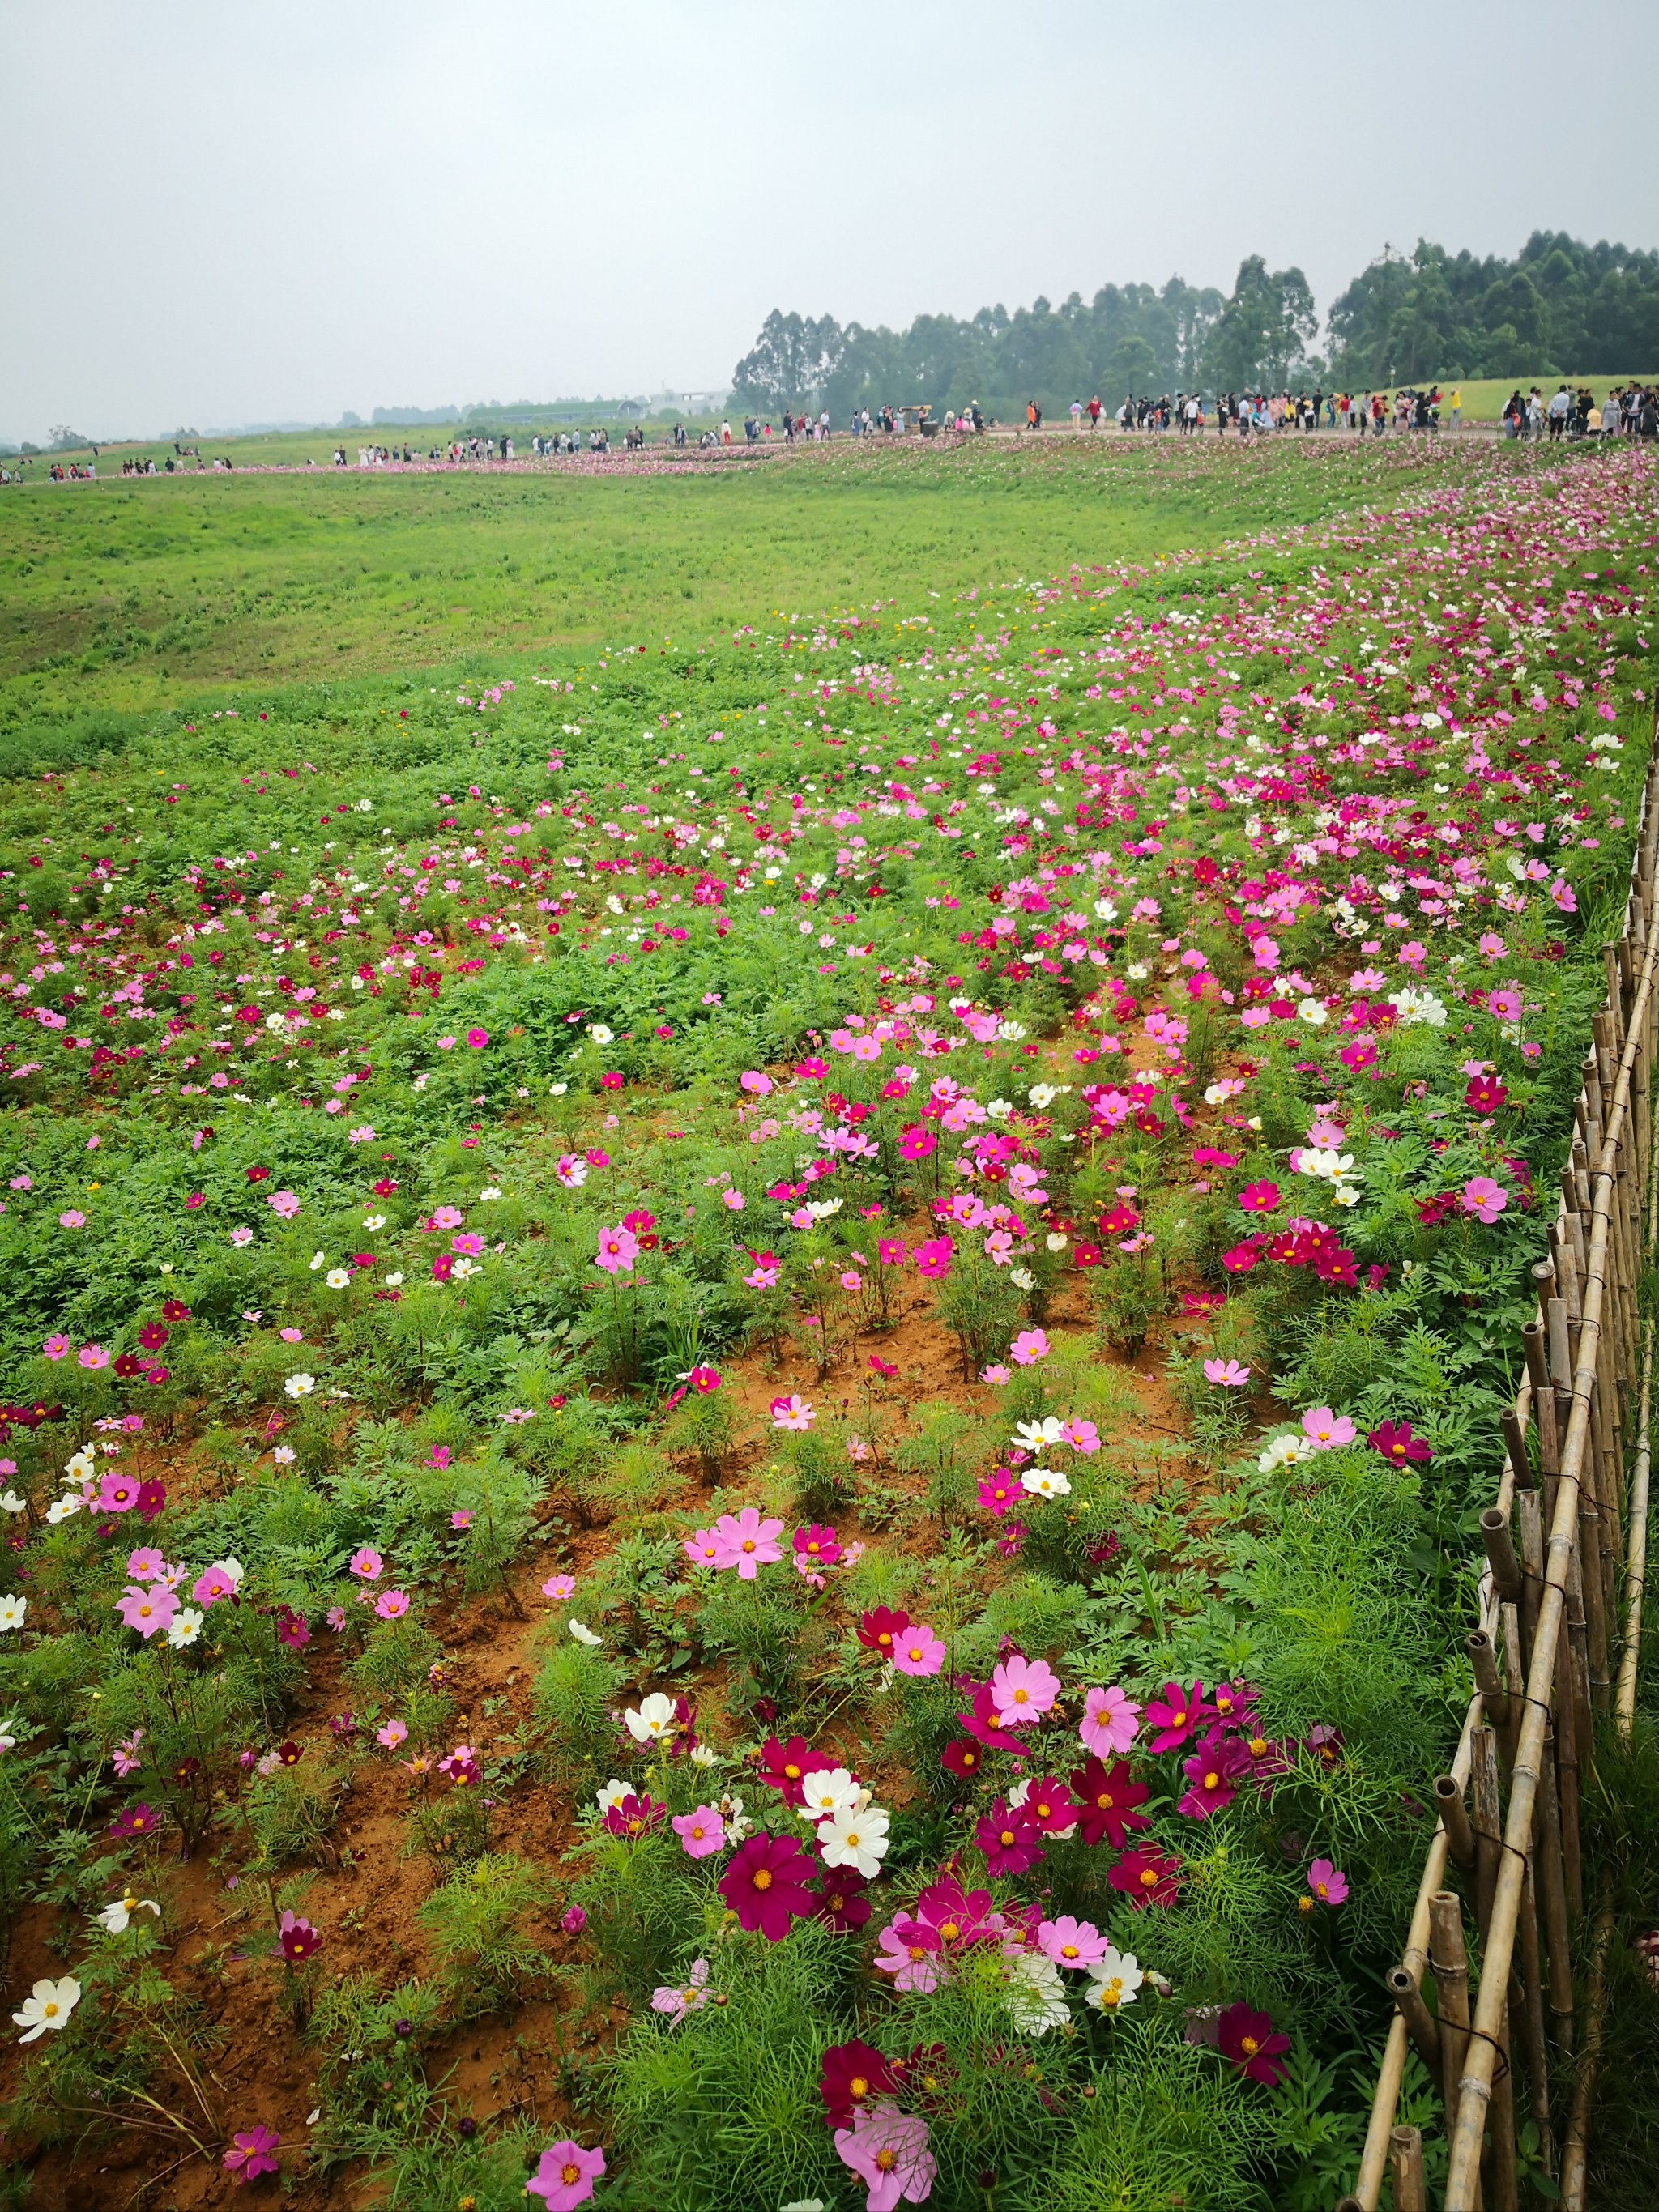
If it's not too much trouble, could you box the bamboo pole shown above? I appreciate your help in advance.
[1442,928,1659,2212]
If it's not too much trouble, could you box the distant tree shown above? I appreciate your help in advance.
[1104,332,1160,395]
[1201,258,1317,390]
[731,311,847,413]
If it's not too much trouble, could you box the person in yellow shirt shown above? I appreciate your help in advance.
[1448,387,1461,432]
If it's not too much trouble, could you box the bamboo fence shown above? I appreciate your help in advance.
[1336,748,1659,2212]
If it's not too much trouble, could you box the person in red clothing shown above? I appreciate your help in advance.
[1086,394,1102,430]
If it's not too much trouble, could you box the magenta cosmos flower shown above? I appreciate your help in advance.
[222,2125,281,2184]
[710,1507,784,1578]
[1079,1684,1141,1756]
[834,2104,936,2210]
[716,1832,816,1941]
[1305,1856,1350,1906]
[1368,1419,1432,1464]
[793,1523,843,1571]
[1145,1680,1212,1753]
[975,1800,1045,1876]
[1217,2001,1290,2085]
[988,1652,1060,1724]
[526,2139,606,2208]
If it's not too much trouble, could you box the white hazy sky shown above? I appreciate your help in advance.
[4,0,1656,443]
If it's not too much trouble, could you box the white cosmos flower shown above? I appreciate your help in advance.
[1009,1266,1035,1289]
[1004,1949,1071,2035]
[689,1743,719,1769]
[816,1804,889,1877]
[0,1493,23,1515]
[478,1187,502,1201]
[1331,1181,1363,1208]
[1299,1149,1355,1183]
[45,1497,82,1524]
[1393,987,1447,1029]
[586,1023,614,1046]
[450,1256,480,1281]
[325,1268,352,1289]
[1084,1947,1144,2012]
[625,1693,679,1745]
[362,1213,386,1230]
[1257,1433,1316,1473]
[0,1597,25,1632]
[1013,1417,1066,1455]
[284,1373,316,1399]
[65,1449,96,1483]
[166,1607,204,1650]
[385,1272,404,1287]
[1021,1465,1072,1500]
[798,1767,861,1821]
[309,1250,326,1271]
[12,1976,80,2043]
[96,1894,159,1934]
[595,1779,631,1813]
[1296,999,1328,1026]
[568,1619,602,1647]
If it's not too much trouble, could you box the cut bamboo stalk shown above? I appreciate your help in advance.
[1435,1773,1477,1873]
[1469,1726,1502,1941]
[1430,1889,1473,2120]
[1388,2124,1427,2212]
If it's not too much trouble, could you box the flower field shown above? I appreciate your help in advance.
[0,433,1654,2210]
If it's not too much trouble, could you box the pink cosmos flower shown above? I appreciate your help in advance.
[1299,1406,1356,1450]
[1009,1328,1049,1366]
[1060,1417,1100,1455]
[980,1363,1012,1387]
[834,2106,936,2210]
[710,1507,784,1578]
[98,1472,140,1514]
[542,1573,576,1600]
[1038,1914,1111,1968]
[892,1625,946,1677]
[1237,1181,1280,1213]
[525,2139,606,2209]
[872,1915,945,1993]
[42,1334,70,1361]
[1307,1856,1350,1906]
[126,1546,167,1580]
[268,1191,301,1219]
[1079,1685,1141,1757]
[594,1222,639,1275]
[721,1188,746,1211]
[989,1652,1060,1724]
[770,1392,815,1430]
[192,1564,237,1608]
[376,1719,408,1750]
[348,1547,383,1582]
[672,1805,727,1859]
[373,1588,411,1620]
[1461,1175,1508,1224]
[78,1344,109,1370]
[59,1211,86,1230]
[117,1583,178,1639]
[465,1027,488,1049]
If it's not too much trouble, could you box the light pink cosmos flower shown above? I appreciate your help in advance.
[42,1335,70,1361]
[872,1918,945,1994]
[682,1527,722,1568]
[1203,1358,1252,1387]
[348,1548,383,1582]
[981,1363,1012,1387]
[541,1574,576,1600]
[1462,1176,1507,1224]
[525,2139,605,2209]
[1009,1328,1049,1366]
[192,1563,239,1608]
[1060,1417,1100,1455]
[1079,1684,1141,1756]
[117,1583,178,1639]
[721,1188,745,1211]
[1038,1914,1111,1968]
[59,1211,86,1230]
[990,1652,1060,1724]
[126,1546,167,1580]
[770,1392,815,1431]
[892,1625,946,1677]
[710,1508,784,1579]
[376,1718,408,1750]
[1300,1407,1357,1450]
[834,2105,936,2210]
[672,1807,727,1860]
[374,1588,411,1620]
[78,1345,109,1370]
[650,1956,711,2021]
[268,1191,301,1219]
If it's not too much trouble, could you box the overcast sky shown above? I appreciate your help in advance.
[5,0,1656,443]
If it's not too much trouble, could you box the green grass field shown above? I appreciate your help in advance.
[0,431,1488,736]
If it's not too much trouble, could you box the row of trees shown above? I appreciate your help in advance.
[731,232,1659,416]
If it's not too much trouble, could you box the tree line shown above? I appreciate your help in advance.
[731,232,1659,417]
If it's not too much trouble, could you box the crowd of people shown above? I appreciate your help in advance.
[1502,383,1659,439]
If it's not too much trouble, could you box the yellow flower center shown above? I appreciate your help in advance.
[907,1945,926,1961]
[1241,2035,1260,2057]
[560,2163,581,2187]
[752,1869,772,1892]
[1099,1980,1121,2006]
[1000,1829,1016,1848]
[1061,1944,1079,1959]
[939,1921,960,1941]
[850,2075,869,2099]
[1139,1868,1158,1888]
[876,2150,897,2174]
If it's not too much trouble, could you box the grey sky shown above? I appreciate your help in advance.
[4,0,1656,444]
